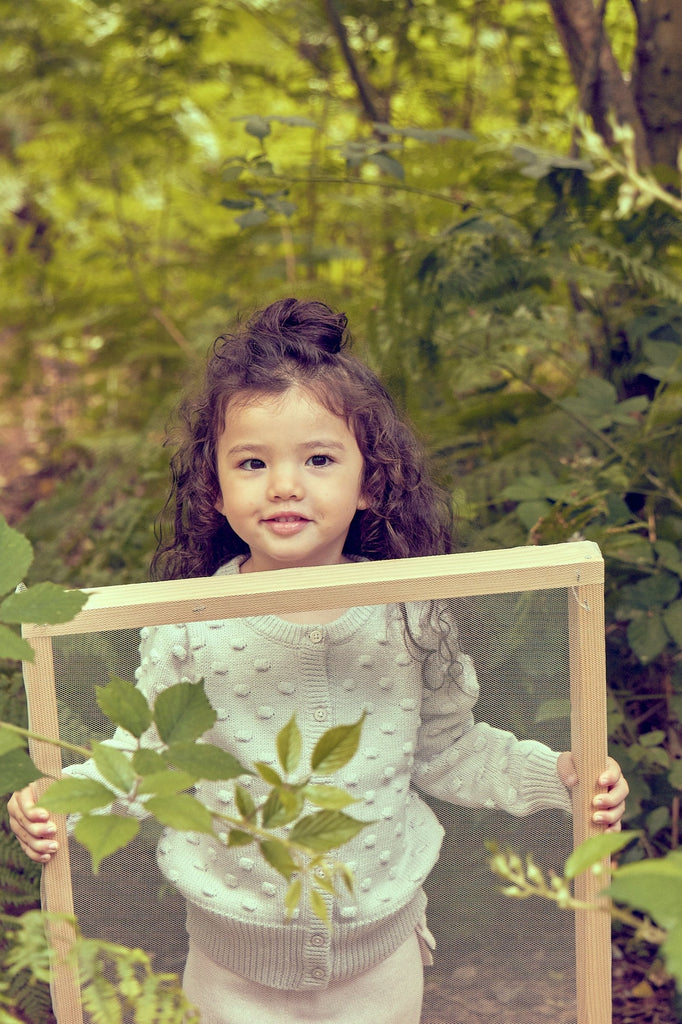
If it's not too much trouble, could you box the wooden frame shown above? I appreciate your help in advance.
[22,541,610,1024]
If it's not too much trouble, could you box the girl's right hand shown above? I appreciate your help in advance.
[7,784,59,863]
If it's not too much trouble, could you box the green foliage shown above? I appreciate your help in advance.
[4,911,199,1024]
[0,673,367,920]
[490,831,682,994]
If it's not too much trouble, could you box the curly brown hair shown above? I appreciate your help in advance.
[151,298,453,581]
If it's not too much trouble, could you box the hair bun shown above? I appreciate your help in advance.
[254,298,347,354]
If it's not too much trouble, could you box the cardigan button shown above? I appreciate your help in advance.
[308,629,323,643]
[311,968,326,981]
[310,933,326,947]
[313,708,328,722]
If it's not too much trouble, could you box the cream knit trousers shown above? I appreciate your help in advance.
[182,931,425,1024]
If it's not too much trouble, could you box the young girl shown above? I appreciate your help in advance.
[9,298,628,1024]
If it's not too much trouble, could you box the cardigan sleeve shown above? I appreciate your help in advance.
[410,605,572,816]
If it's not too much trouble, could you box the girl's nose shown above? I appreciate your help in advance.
[267,466,303,501]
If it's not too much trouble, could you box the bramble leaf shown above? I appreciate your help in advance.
[96,676,152,739]
[564,831,640,880]
[91,742,136,794]
[277,716,302,774]
[74,814,140,873]
[137,769,197,797]
[166,741,249,781]
[0,582,87,625]
[289,809,367,853]
[226,829,254,847]
[260,786,304,829]
[153,681,216,744]
[0,623,35,662]
[260,839,298,880]
[41,777,117,814]
[0,746,42,794]
[234,784,257,821]
[303,784,359,810]
[145,794,215,834]
[285,878,302,917]
[310,716,365,775]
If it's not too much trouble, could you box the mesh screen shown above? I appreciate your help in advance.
[37,584,583,1024]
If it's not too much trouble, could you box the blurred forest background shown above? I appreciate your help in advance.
[3,0,682,1020]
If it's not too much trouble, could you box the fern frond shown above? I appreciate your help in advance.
[582,236,682,302]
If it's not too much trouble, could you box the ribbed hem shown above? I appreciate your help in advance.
[185,891,427,991]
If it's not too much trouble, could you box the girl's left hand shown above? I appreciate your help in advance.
[557,753,629,831]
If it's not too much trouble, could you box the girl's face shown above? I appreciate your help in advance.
[214,386,368,573]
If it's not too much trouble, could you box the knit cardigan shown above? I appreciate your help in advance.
[69,558,572,991]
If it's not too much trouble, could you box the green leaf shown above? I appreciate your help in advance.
[640,730,666,748]
[309,888,330,925]
[367,153,405,180]
[91,742,136,793]
[0,582,87,625]
[285,877,302,917]
[132,749,167,775]
[0,622,35,662]
[235,208,269,228]
[621,573,680,610]
[74,814,140,873]
[277,716,302,775]
[145,794,215,834]
[234,784,257,821]
[288,810,367,853]
[303,784,358,810]
[602,534,655,567]
[608,850,682,983]
[0,746,42,794]
[41,777,117,814]
[310,716,365,775]
[260,786,304,829]
[136,769,197,797]
[153,681,216,744]
[254,761,283,786]
[220,198,255,210]
[628,612,669,663]
[244,116,271,139]
[166,741,249,781]
[260,839,298,880]
[337,863,355,894]
[564,831,640,880]
[96,676,153,739]
[664,601,682,647]
[0,516,33,595]
[226,829,254,847]
[0,724,27,756]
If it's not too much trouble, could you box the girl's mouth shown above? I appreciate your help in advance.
[263,514,310,535]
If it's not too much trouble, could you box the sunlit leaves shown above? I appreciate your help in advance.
[276,715,302,774]
[153,682,216,745]
[96,677,152,739]
[310,715,365,774]
[0,517,88,664]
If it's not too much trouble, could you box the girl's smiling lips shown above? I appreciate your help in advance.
[261,513,311,535]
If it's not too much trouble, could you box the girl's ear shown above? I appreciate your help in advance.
[356,493,370,511]
[214,493,225,515]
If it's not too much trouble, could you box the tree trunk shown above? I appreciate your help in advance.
[548,0,651,166]
[631,0,682,169]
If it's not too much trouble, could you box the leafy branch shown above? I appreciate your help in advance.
[487,831,682,984]
[0,676,368,925]
[3,910,199,1024]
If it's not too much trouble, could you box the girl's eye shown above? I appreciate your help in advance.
[240,458,266,471]
[307,454,332,467]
